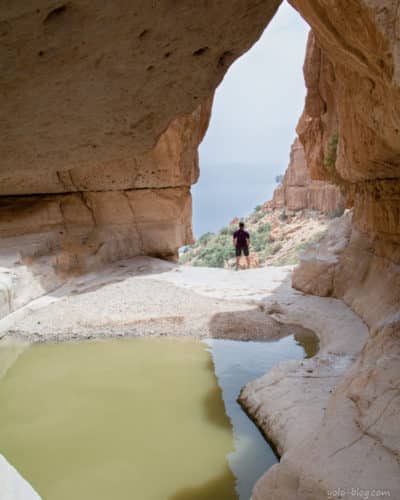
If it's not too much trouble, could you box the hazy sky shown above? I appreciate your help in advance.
[192,2,310,236]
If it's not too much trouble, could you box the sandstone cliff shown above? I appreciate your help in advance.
[248,1,400,498]
[0,99,212,274]
[271,136,344,214]
[0,0,282,273]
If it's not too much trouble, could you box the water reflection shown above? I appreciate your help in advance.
[0,338,237,500]
[206,333,318,499]
[0,333,318,500]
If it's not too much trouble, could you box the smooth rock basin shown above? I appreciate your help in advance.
[0,334,317,500]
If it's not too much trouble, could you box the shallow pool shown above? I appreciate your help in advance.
[0,334,317,499]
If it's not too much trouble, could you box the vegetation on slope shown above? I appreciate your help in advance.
[180,205,336,269]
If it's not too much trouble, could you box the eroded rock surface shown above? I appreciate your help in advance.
[1,1,400,499]
[289,3,400,261]
[0,98,212,275]
[0,0,281,271]
[248,1,400,497]
[271,137,344,214]
[1,1,281,179]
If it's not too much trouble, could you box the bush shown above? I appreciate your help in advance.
[179,252,192,264]
[275,174,284,184]
[219,224,236,236]
[192,232,236,268]
[250,211,264,223]
[250,231,271,252]
[254,204,262,212]
[258,245,274,263]
[197,232,215,245]
[257,223,271,234]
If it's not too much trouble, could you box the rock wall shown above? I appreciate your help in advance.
[271,137,344,213]
[0,0,282,272]
[287,0,400,323]
[250,1,400,499]
[0,99,212,273]
[291,10,400,263]
[1,1,400,498]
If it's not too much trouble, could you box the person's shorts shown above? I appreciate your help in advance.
[236,246,249,257]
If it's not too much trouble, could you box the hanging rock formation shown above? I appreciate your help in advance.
[0,0,282,273]
[0,100,212,272]
[271,136,344,213]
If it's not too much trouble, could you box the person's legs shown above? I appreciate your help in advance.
[235,247,241,269]
[244,246,250,268]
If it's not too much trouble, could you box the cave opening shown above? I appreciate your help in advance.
[193,3,309,237]
[180,2,312,268]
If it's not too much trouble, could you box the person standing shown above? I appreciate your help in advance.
[233,222,250,270]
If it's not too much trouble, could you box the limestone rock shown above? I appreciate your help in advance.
[290,8,400,259]
[1,1,400,499]
[0,96,211,272]
[271,137,344,214]
[0,1,281,180]
[0,0,282,268]
[0,455,41,500]
[0,187,193,274]
[292,210,352,296]
[251,1,400,497]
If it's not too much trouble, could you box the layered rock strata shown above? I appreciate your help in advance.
[0,99,212,276]
[271,137,344,213]
[244,1,400,498]
[0,0,282,272]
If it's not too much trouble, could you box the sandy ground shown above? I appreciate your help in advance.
[0,256,372,500]
[0,257,298,342]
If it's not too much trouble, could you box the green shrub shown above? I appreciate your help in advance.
[197,232,215,245]
[258,245,274,263]
[193,233,236,268]
[254,204,262,212]
[250,211,264,223]
[295,242,310,254]
[179,252,192,264]
[219,224,236,236]
[257,223,271,234]
[250,231,271,252]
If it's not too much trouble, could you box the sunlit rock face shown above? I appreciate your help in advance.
[289,1,400,263]
[288,0,400,318]
[271,137,344,213]
[0,100,211,271]
[0,0,281,271]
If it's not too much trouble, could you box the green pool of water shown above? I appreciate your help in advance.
[0,334,317,499]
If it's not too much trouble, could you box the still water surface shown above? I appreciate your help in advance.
[0,335,316,499]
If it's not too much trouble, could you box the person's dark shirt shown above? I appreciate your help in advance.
[233,229,250,248]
